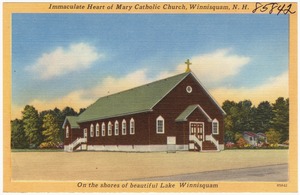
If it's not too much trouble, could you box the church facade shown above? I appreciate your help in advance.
[63,65,226,152]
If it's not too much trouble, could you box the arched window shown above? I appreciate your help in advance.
[130,118,135,135]
[101,122,105,136]
[122,119,127,135]
[115,120,119,135]
[66,126,69,138]
[156,115,165,134]
[90,124,94,137]
[96,123,100,137]
[108,121,112,136]
[212,119,219,134]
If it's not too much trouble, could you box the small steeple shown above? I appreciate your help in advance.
[185,59,192,72]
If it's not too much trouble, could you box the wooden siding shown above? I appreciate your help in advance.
[78,112,151,146]
[64,121,81,145]
[66,73,224,147]
[150,74,224,145]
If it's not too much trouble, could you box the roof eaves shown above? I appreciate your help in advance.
[190,72,227,116]
[175,105,198,122]
[175,104,212,122]
[62,116,80,129]
[77,109,153,123]
[197,105,213,122]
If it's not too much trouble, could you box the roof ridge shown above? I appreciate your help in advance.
[103,72,188,98]
[84,72,190,110]
[78,71,191,122]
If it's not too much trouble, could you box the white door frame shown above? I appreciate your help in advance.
[83,128,88,138]
[189,122,205,141]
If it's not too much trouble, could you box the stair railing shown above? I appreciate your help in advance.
[67,137,87,152]
[189,134,203,151]
[206,134,219,151]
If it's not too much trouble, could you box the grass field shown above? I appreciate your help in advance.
[11,150,288,181]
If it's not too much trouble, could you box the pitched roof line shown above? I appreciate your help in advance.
[190,71,226,115]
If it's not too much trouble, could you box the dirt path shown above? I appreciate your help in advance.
[11,150,288,181]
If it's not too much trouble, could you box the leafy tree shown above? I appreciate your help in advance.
[224,130,235,143]
[59,107,78,140]
[79,108,86,114]
[265,128,281,144]
[254,101,273,133]
[271,97,289,142]
[22,105,41,148]
[234,132,243,142]
[222,100,239,133]
[40,113,61,148]
[236,100,256,132]
[11,119,28,148]
[222,100,237,114]
[62,107,77,117]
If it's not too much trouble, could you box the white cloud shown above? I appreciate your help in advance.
[11,70,151,119]
[158,48,250,84]
[90,69,150,97]
[13,49,286,119]
[188,48,250,82]
[211,71,289,106]
[26,42,103,80]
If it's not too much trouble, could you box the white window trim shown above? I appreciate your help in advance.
[122,119,127,135]
[84,128,88,138]
[96,123,100,137]
[186,85,193,93]
[115,120,119,135]
[108,121,112,136]
[90,124,94,137]
[130,118,135,135]
[156,115,165,134]
[66,126,69,138]
[101,122,105,136]
[212,119,219,135]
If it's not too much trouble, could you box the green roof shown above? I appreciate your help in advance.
[175,104,212,122]
[77,72,190,123]
[63,116,80,129]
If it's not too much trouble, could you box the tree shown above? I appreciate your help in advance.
[222,100,238,134]
[236,100,256,132]
[271,97,289,142]
[11,119,28,149]
[22,105,41,148]
[222,100,256,134]
[60,107,78,140]
[224,130,235,143]
[234,132,243,142]
[265,128,281,144]
[40,113,61,148]
[254,101,273,133]
[79,108,86,114]
[222,100,237,114]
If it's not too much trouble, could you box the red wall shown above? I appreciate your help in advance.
[78,112,151,146]
[65,73,224,146]
[149,74,224,145]
[64,121,81,145]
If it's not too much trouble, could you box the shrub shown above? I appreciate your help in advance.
[265,128,281,144]
[283,140,289,145]
[225,142,236,149]
[236,137,248,148]
[39,142,61,149]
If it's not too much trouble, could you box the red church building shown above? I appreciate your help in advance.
[63,61,226,152]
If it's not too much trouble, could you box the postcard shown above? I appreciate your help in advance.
[3,1,298,193]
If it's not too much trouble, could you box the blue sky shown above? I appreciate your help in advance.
[12,14,289,118]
